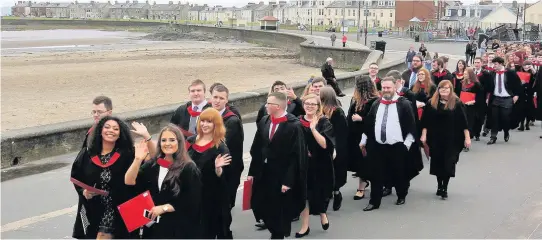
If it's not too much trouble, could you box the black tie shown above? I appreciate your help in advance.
[498,74,503,94]
[381,105,389,143]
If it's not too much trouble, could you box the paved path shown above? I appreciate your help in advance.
[2,84,542,238]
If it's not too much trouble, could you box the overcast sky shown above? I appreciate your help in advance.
[1,0,538,8]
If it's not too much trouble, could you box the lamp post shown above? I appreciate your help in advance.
[342,0,346,35]
[310,8,313,35]
[357,0,361,41]
[522,0,526,41]
[364,4,368,46]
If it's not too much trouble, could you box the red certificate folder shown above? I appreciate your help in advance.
[242,179,253,211]
[534,96,538,109]
[417,108,423,120]
[517,72,531,83]
[117,191,155,232]
[460,92,476,103]
[70,177,109,196]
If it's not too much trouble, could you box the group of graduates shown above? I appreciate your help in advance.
[69,44,542,239]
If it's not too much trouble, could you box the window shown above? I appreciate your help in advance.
[389,20,392,27]
[372,12,375,17]
[335,9,337,15]
[446,9,451,16]
[389,12,392,17]
[387,1,394,6]
[380,12,383,17]
[457,9,462,16]
[346,1,352,6]
[378,1,385,6]
[348,9,351,16]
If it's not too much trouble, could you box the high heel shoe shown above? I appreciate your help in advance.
[321,214,329,231]
[295,227,310,238]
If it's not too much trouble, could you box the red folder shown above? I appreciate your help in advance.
[242,179,253,211]
[417,108,423,120]
[517,72,531,83]
[117,191,155,232]
[460,92,476,103]
[70,177,109,196]
[179,128,194,137]
[535,96,538,109]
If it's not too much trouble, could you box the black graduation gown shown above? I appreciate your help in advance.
[451,72,464,96]
[221,110,244,208]
[170,102,212,137]
[136,159,203,239]
[186,136,231,238]
[363,97,420,182]
[249,113,307,236]
[226,103,242,122]
[71,148,137,239]
[411,84,436,125]
[535,71,542,121]
[460,82,483,134]
[374,77,382,91]
[397,89,425,180]
[421,99,468,177]
[328,108,349,190]
[255,98,305,124]
[299,116,335,215]
[432,69,454,87]
[346,98,378,178]
[518,70,537,122]
[484,70,523,130]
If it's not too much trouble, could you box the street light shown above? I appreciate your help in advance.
[364,4,369,46]
[357,0,361,41]
[310,8,313,35]
[342,0,345,35]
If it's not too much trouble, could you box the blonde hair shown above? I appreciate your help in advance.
[196,108,226,148]
[301,93,323,118]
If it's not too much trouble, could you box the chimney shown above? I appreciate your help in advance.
[90,1,94,4]
[512,0,517,8]
[126,0,129,3]
[278,1,286,4]
[169,1,172,4]
[114,0,118,4]
[145,0,148,4]
[259,1,264,5]
[74,0,78,4]
[107,0,110,4]
[247,2,254,5]
[153,1,156,4]
[268,1,276,5]
[133,0,138,3]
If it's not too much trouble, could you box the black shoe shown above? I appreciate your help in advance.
[436,188,443,196]
[487,138,496,145]
[482,131,489,137]
[338,93,346,97]
[382,188,392,197]
[441,190,448,200]
[363,204,379,211]
[463,147,470,152]
[526,125,530,130]
[395,198,406,205]
[475,136,480,141]
[333,192,342,211]
[518,126,525,131]
[255,222,267,230]
[504,132,510,142]
[321,214,329,230]
[295,227,310,238]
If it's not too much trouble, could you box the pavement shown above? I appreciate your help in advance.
[2,84,542,238]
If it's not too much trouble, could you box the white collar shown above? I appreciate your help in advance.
[192,100,208,111]
[218,107,226,116]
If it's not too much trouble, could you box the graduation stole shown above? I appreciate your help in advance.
[454,72,464,78]
[299,116,311,128]
[91,152,121,168]
[433,71,447,78]
[87,126,94,135]
[287,100,292,105]
[185,140,213,153]
[187,104,202,117]
[380,99,399,105]
[271,115,288,124]
[157,158,172,169]
[222,110,236,119]
[374,77,381,83]
[485,66,495,72]
[462,82,474,91]
[476,69,483,78]
[496,70,505,75]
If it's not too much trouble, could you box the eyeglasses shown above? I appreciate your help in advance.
[303,103,319,107]
[91,110,108,116]
[439,87,451,90]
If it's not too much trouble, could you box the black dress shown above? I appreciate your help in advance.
[299,116,335,215]
[135,159,203,239]
[346,97,378,179]
[421,99,468,177]
[460,82,483,137]
[186,136,231,239]
[328,108,349,190]
[71,148,137,239]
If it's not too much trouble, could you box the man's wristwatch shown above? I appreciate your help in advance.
[162,206,169,213]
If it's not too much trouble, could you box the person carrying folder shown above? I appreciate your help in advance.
[71,116,136,239]
[185,108,233,239]
[459,68,484,151]
[124,124,203,239]
[420,80,470,200]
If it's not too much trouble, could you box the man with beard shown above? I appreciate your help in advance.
[170,79,211,137]
[321,57,346,97]
[249,92,307,239]
[402,55,424,89]
[359,77,417,211]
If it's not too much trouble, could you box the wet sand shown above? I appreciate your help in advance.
[1,30,326,131]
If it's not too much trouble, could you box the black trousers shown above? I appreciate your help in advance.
[490,97,514,138]
[369,143,409,207]
[326,78,343,95]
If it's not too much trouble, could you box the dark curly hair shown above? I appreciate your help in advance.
[87,116,134,157]
[353,75,379,112]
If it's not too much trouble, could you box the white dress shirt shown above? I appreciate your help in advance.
[360,95,414,149]
[493,71,511,97]
[157,166,169,191]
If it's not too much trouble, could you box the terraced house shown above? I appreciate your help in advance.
[109,0,150,19]
[68,1,111,19]
[148,1,189,21]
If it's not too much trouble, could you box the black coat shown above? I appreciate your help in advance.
[484,69,523,129]
[328,108,349,189]
[136,159,203,239]
[346,97,378,178]
[535,71,542,120]
[221,110,244,207]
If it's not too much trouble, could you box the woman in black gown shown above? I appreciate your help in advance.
[71,116,136,239]
[421,80,471,200]
[185,108,233,239]
[124,124,203,239]
[452,60,467,96]
[319,86,349,211]
[346,76,379,200]
[410,68,436,127]
[295,94,335,238]
[459,67,484,151]
[516,61,537,131]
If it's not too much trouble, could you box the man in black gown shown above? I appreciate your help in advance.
[248,92,307,239]
[360,77,417,211]
[485,57,522,145]
[211,84,244,238]
[170,79,211,137]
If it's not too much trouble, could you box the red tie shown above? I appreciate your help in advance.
[270,115,287,139]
